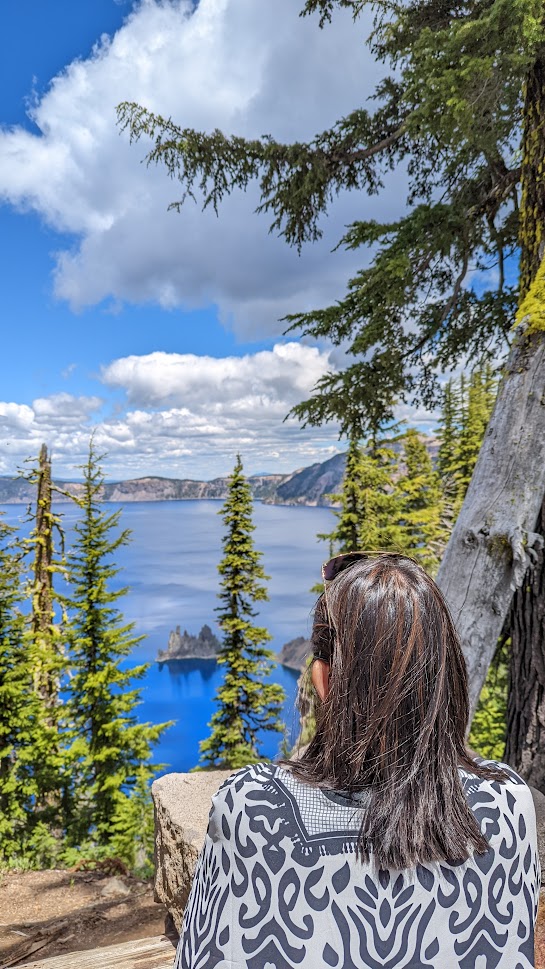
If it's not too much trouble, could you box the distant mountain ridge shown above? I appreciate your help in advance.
[0,439,438,508]
[0,451,348,508]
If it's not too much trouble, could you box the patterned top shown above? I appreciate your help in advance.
[175,760,540,968]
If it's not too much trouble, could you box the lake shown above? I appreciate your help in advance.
[0,499,334,773]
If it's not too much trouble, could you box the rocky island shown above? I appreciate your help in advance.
[157,624,221,662]
[278,635,310,671]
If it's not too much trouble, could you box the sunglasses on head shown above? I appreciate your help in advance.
[321,550,410,584]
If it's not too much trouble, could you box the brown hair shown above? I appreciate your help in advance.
[286,553,507,869]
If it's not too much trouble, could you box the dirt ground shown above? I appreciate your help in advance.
[0,866,175,967]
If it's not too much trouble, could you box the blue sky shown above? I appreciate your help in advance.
[0,0,431,480]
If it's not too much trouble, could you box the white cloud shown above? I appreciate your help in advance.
[0,343,442,479]
[0,402,35,431]
[0,345,341,479]
[101,342,330,412]
[33,393,103,425]
[0,0,402,337]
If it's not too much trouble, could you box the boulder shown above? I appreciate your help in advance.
[99,875,131,897]
[152,770,233,933]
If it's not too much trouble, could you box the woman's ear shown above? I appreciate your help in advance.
[311,659,330,701]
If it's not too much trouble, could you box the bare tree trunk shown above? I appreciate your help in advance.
[31,443,57,707]
[505,496,545,787]
[435,329,545,719]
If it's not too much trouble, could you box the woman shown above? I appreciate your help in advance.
[176,552,540,968]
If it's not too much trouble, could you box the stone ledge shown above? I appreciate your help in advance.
[152,770,233,933]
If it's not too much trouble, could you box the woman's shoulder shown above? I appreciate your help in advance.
[462,756,528,783]
[461,757,538,845]
[461,757,533,798]
[211,761,279,806]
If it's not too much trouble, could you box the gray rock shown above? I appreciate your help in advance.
[278,636,310,672]
[152,770,233,932]
[157,624,221,662]
[99,876,131,897]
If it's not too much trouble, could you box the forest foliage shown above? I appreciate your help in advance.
[319,364,506,760]
[0,444,170,871]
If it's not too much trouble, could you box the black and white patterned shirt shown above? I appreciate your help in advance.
[176,760,540,968]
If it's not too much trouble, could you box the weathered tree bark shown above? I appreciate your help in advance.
[437,41,545,721]
[31,443,57,707]
[435,328,545,718]
[504,38,545,787]
[518,47,545,301]
[505,496,545,787]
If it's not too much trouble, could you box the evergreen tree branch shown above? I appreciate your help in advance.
[117,102,408,247]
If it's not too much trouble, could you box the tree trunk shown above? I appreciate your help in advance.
[518,46,545,300]
[504,41,545,785]
[435,328,545,719]
[437,42,545,721]
[505,495,545,787]
[32,443,56,707]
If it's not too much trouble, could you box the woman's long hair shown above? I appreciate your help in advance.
[286,554,507,870]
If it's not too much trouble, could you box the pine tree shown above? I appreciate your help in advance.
[356,434,404,551]
[469,638,508,762]
[315,430,406,598]
[437,380,460,481]
[65,441,169,851]
[456,371,491,503]
[108,767,155,875]
[0,515,35,863]
[437,368,499,520]
[394,429,444,574]
[325,435,363,554]
[20,445,68,843]
[199,455,285,770]
[24,445,66,715]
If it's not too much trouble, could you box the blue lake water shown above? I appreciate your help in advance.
[0,500,334,773]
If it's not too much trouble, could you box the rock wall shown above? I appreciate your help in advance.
[277,635,310,671]
[157,624,220,662]
[152,770,233,933]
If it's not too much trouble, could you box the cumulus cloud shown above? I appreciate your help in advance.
[0,0,403,337]
[0,345,342,479]
[101,342,330,411]
[0,342,441,480]
[32,393,103,425]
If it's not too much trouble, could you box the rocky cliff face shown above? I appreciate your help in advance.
[0,461,342,506]
[0,437,439,508]
[278,636,311,671]
[275,452,347,506]
[157,624,221,662]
